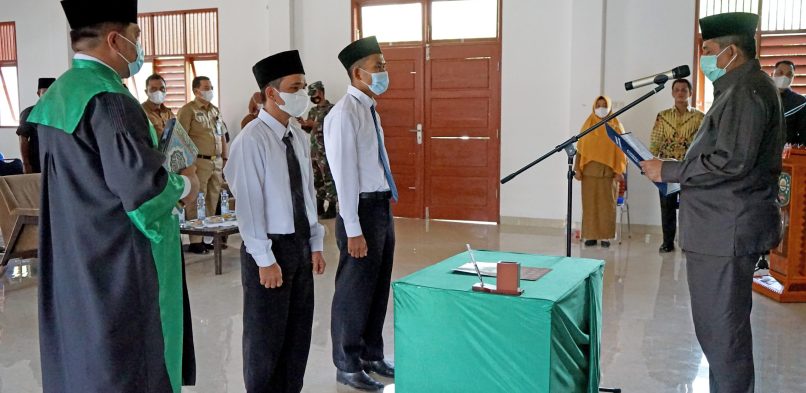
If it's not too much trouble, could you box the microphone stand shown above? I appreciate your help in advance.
[501,82,666,259]
[501,84,665,393]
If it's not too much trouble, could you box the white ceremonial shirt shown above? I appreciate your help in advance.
[324,85,392,237]
[224,109,325,267]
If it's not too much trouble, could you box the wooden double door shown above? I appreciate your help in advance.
[378,42,501,222]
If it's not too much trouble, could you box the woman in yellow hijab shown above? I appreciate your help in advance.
[574,96,627,247]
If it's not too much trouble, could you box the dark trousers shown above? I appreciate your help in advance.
[331,198,395,372]
[660,191,679,246]
[241,235,314,393]
[685,251,758,393]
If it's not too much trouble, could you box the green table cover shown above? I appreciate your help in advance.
[393,251,604,393]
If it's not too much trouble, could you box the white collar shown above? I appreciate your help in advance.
[258,108,291,139]
[73,53,118,75]
[347,85,376,108]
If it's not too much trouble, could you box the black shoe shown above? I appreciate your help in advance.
[317,199,325,216]
[336,370,384,391]
[202,242,228,251]
[659,244,675,253]
[321,204,337,219]
[361,359,395,378]
[600,241,611,248]
[188,243,208,255]
[584,240,597,246]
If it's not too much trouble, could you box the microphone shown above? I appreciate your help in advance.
[624,65,690,91]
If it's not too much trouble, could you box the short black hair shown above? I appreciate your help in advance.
[69,22,128,51]
[146,73,166,85]
[347,57,368,80]
[260,77,285,102]
[192,76,211,90]
[672,78,692,91]
[775,60,796,72]
[713,34,757,59]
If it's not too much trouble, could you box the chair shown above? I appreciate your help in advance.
[0,174,40,271]
[616,169,631,245]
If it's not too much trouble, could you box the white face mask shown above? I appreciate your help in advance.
[148,91,166,105]
[273,88,309,117]
[200,89,215,102]
[774,76,792,90]
[594,107,609,118]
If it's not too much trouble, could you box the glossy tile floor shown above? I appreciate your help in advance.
[1,218,805,392]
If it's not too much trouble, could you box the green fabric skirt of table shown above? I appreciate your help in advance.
[392,251,604,393]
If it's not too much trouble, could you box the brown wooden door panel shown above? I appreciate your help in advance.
[375,46,425,218]
[425,42,500,221]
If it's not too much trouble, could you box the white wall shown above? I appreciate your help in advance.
[292,0,352,104]
[0,0,697,226]
[0,0,71,159]
[499,0,575,222]
[601,0,696,226]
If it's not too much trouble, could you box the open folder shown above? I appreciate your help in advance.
[604,124,680,196]
[158,118,199,173]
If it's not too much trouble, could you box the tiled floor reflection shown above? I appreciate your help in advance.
[1,218,805,392]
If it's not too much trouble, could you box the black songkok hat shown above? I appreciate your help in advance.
[338,36,382,70]
[699,12,758,40]
[61,0,138,30]
[252,50,306,88]
[38,78,56,90]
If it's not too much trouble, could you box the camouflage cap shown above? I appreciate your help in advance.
[308,81,324,96]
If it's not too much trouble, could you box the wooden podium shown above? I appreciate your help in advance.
[753,148,806,302]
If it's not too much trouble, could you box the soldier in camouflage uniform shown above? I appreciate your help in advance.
[301,81,337,218]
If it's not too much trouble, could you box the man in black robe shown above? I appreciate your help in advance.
[642,12,784,393]
[28,0,199,391]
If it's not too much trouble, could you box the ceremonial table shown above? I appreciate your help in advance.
[393,250,604,392]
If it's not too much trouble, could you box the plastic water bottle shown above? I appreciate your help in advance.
[178,206,186,225]
[221,190,230,215]
[196,192,206,221]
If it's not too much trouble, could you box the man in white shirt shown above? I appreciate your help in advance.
[325,36,397,391]
[224,50,327,393]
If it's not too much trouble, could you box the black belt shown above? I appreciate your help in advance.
[360,191,392,200]
[268,233,297,241]
[197,154,219,160]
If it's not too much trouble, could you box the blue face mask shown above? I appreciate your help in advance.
[360,69,390,96]
[700,46,736,82]
[116,34,145,77]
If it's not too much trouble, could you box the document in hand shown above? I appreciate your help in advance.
[604,124,680,196]
[158,118,199,173]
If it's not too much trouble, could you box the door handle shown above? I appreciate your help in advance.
[409,123,423,145]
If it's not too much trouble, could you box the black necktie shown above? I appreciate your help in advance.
[282,133,311,243]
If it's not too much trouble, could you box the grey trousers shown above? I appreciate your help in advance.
[685,251,758,393]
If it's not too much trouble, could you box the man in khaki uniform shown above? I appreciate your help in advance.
[141,73,174,138]
[178,76,228,254]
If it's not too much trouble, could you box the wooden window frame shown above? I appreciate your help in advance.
[693,0,806,108]
[131,9,220,109]
[0,21,19,125]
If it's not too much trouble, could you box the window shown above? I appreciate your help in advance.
[0,22,19,127]
[360,3,423,43]
[431,0,498,40]
[695,0,806,110]
[126,9,219,111]
[356,1,499,43]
